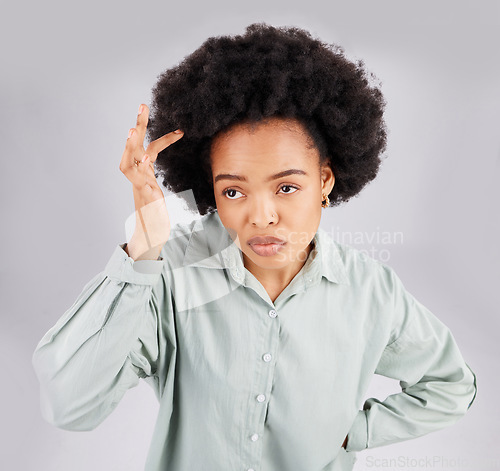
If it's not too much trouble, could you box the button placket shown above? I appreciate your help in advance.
[243,306,280,470]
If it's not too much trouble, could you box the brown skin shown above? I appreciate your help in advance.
[120,104,185,259]
[211,117,335,302]
[120,104,184,211]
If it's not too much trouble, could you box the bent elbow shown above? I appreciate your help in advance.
[38,388,106,432]
[464,362,477,411]
[445,362,477,420]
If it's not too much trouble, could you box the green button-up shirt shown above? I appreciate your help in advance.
[32,210,477,471]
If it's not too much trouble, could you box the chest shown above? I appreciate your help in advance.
[171,284,387,389]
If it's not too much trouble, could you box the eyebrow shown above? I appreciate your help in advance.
[214,168,308,184]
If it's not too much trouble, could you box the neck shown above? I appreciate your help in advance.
[242,241,314,290]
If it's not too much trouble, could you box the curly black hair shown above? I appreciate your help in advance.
[147,22,387,215]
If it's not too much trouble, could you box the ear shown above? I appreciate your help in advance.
[320,163,335,195]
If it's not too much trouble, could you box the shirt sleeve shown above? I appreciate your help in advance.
[31,243,168,431]
[345,265,477,452]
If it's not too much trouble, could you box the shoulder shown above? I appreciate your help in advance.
[316,226,398,294]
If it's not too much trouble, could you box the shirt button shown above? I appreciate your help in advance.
[256,394,266,402]
[250,433,259,442]
[262,353,272,362]
[268,309,277,318]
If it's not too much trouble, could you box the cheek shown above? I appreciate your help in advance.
[216,205,243,233]
[291,187,321,208]
[287,195,322,219]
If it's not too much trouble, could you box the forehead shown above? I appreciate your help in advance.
[210,117,318,169]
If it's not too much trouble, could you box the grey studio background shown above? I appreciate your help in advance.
[1,0,499,470]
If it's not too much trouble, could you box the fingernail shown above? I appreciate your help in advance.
[128,129,133,138]
[138,105,143,115]
[174,129,183,134]
[141,154,148,163]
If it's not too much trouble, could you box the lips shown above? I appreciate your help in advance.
[247,235,287,257]
[247,235,286,245]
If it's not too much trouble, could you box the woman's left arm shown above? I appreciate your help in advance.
[345,266,477,452]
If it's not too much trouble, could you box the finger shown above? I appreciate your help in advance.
[123,128,142,166]
[135,103,149,147]
[125,127,138,148]
[135,154,157,173]
[146,130,184,162]
[128,154,148,182]
[134,153,150,169]
[119,128,139,172]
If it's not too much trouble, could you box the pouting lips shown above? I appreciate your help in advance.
[247,235,286,245]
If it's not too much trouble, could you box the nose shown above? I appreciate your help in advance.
[250,197,277,227]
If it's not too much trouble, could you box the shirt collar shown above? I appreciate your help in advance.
[182,211,350,286]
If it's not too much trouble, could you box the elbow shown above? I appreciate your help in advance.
[42,409,98,432]
[38,388,102,432]
[33,356,118,432]
[464,362,477,411]
[405,362,477,424]
[446,362,477,420]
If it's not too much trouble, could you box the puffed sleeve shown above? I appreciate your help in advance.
[31,243,170,431]
[345,265,477,451]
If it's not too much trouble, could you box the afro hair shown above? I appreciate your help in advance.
[147,22,387,215]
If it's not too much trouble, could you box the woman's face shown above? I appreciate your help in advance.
[210,117,335,286]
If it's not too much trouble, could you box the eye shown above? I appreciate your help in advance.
[222,188,243,200]
[221,184,299,200]
[279,184,299,194]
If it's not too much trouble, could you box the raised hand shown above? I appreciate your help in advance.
[119,104,184,260]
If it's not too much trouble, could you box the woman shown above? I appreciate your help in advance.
[32,23,476,471]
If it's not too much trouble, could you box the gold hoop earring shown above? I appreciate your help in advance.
[321,193,330,208]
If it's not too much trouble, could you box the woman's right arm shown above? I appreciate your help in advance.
[31,245,166,431]
[32,104,184,430]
